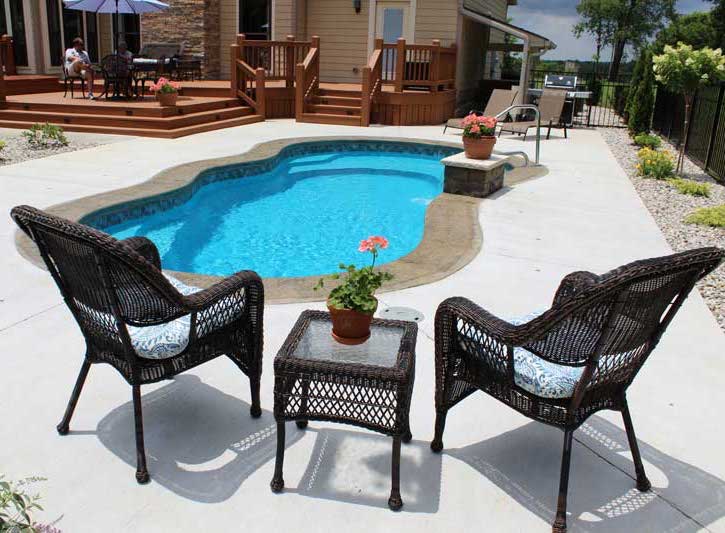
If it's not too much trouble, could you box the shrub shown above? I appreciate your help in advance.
[22,123,68,149]
[627,50,656,135]
[633,133,662,149]
[0,474,61,532]
[666,177,711,197]
[636,147,676,179]
[0,140,5,154]
[685,205,725,227]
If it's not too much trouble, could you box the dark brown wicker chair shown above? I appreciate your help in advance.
[11,205,264,484]
[431,247,724,533]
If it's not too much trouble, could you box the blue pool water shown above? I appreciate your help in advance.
[96,141,456,278]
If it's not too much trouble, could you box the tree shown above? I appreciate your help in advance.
[627,50,656,134]
[653,43,725,172]
[574,0,676,81]
[625,49,646,119]
[653,12,718,52]
[708,0,725,50]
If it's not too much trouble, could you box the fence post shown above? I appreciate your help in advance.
[256,67,266,118]
[430,39,441,93]
[704,84,724,171]
[285,35,295,89]
[230,44,239,98]
[394,38,405,93]
[375,38,383,50]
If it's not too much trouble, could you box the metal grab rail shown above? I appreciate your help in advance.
[495,104,541,165]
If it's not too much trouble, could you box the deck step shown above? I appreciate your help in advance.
[307,104,361,116]
[298,112,361,126]
[317,88,362,98]
[6,97,242,118]
[0,114,264,138]
[310,95,362,106]
[0,106,254,130]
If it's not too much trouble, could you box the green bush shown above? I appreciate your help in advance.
[628,50,656,135]
[625,51,647,120]
[685,205,725,227]
[0,140,6,153]
[637,147,676,179]
[633,132,662,149]
[0,475,56,532]
[666,177,711,197]
[22,123,68,149]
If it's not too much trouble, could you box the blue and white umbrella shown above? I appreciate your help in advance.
[63,0,169,50]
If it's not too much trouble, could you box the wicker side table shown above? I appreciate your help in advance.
[271,310,417,510]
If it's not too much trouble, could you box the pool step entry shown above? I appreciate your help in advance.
[299,88,364,127]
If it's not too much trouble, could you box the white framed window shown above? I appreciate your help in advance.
[42,0,100,70]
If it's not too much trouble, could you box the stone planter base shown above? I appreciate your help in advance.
[440,152,513,198]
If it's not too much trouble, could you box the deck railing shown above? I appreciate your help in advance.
[295,36,320,121]
[230,34,312,116]
[379,38,456,92]
[361,39,384,127]
[1,35,16,76]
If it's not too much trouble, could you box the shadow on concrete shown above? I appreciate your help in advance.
[446,416,725,532]
[95,374,301,503]
[280,426,442,513]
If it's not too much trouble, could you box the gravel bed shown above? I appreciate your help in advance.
[599,127,725,330]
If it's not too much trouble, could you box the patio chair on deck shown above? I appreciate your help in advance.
[498,88,567,140]
[430,248,724,533]
[443,88,518,134]
[11,205,264,484]
[99,54,133,99]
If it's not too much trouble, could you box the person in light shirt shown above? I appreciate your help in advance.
[64,37,95,99]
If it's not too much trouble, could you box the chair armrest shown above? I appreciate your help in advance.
[120,236,161,269]
[437,297,521,344]
[182,270,263,312]
[552,271,599,306]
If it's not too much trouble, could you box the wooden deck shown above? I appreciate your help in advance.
[0,87,262,138]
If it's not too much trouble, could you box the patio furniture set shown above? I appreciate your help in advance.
[445,86,570,140]
[10,204,725,533]
[63,43,202,101]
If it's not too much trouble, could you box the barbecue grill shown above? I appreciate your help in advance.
[544,74,578,90]
[528,74,592,126]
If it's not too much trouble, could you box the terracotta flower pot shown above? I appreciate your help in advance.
[463,135,497,159]
[327,299,378,345]
[157,91,178,106]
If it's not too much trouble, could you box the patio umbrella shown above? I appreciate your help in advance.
[63,0,169,51]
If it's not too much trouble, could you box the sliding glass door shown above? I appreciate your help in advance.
[0,0,29,66]
[239,0,270,40]
[45,0,100,67]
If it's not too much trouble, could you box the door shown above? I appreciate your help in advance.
[375,1,412,44]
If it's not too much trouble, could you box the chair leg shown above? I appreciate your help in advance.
[622,401,651,492]
[249,375,262,418]
[388,436,403,511]
[564,126,568,139]
[270,421,285,492]
[430,409,447,452]
[132,384,150,484]
[57,360,92,435]
[547,125,552,140]
[553,429,574,533]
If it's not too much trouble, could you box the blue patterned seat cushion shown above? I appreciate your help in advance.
[459,310,585,399]
[126,274,201,360]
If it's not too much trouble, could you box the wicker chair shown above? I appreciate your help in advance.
[431,248,724,533]
[11,205,264,484]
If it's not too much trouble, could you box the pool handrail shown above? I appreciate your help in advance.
[495,104,541,165]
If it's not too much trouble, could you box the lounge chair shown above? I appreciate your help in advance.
[11,205,265,484]
[499,88,568,140]
[444,87,518,134]
[430,247,724,533]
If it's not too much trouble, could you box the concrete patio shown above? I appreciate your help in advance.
[1,121,724,532]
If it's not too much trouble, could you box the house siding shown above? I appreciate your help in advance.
[220,0,237,79]
[305,0,369,83]
[414,0,458,46]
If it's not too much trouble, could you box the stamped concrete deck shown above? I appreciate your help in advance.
[1,122,724,532]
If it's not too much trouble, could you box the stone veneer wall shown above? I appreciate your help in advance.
[141,0,221,79]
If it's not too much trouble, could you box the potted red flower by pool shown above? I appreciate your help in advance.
[462,113,498,159]
[315,236,394,345]
[150,77,181,106]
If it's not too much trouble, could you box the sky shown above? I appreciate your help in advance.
[507,0,712,61]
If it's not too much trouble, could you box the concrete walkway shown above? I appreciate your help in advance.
[1,122,724,532]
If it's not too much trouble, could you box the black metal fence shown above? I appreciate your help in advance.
[528,70,632,128]
[652,83,725,182]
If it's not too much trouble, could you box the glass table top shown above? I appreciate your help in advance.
[291,319,406,368]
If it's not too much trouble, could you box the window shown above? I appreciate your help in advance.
[239,0,270,40]
[6,0,28,66]
[46,1,100,66]
[113,14,140,54]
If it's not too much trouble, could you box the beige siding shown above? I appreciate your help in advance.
[414,0,458,46]
[99,14,113,58]
[219,0,238,79]
[273,0,296,39]
[306,0,369,83]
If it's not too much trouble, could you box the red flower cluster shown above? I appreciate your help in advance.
[149,77,181,94]
[462,113,497,138]
[359,235,389,253]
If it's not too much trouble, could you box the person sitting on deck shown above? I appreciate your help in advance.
[64,37,95,100]
[116,42,133,63]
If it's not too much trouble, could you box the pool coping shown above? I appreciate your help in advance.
[14,135,483,304]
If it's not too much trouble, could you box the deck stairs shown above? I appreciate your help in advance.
[298,87,364,127]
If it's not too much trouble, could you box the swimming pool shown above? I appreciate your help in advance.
[87,140,459,278]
